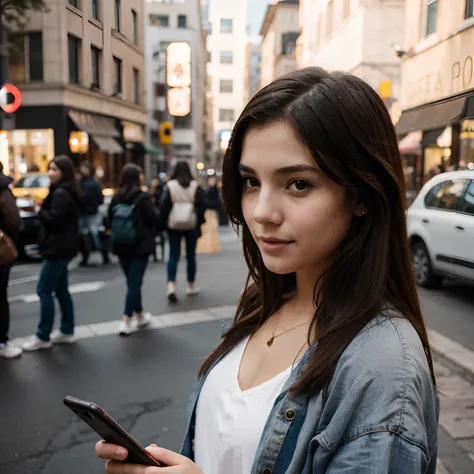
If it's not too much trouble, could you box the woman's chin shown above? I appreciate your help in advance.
[262,257,297,275]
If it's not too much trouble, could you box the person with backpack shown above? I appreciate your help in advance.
[0,163,22,358]
[22,155,81,352]
[109,164,163,336]
[159,161,206,302]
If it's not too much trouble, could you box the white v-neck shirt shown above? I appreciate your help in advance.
[194,336,292,474]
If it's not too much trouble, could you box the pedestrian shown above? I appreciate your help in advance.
[78,162,107,266]
[23,155,81,351]
[159,161,207,302]
[150,174,167,262]
[0,163,22,358]
[95,67,439,473]
[109,163,163,336]
[205,175,221,211]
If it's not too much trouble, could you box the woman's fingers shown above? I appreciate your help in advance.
[95,440,128,461]
[105,460,162,474]
[145,446,189,467]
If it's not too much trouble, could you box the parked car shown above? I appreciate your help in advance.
[12,173,50,201]
[407,170,474,288]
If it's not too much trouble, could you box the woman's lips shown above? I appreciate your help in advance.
[258,237,295,253]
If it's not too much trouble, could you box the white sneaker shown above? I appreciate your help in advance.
[0,342,23,359]
[186,286,201,297]
[119,320,133,336]
[135,313,152,329]
[22,336,52,352]
[167,287,178,303]
[50,330,76,344]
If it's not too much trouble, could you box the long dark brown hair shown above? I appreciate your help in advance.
[171,160,194,188]
[116,163,142,202]
[199,67,436,395]
[49,155,81,204]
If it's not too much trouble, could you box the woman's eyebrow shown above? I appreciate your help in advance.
[238,164,319,175]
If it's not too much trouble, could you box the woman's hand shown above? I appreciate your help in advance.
[96,441,204,473]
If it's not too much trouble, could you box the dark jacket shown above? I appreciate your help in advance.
[108,188,164,257]
[0,174,21,242]
[80,176,103,216]
[38,181,80,259]
[159,182,207,233]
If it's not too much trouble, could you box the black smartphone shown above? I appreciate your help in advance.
[63,395,165,467]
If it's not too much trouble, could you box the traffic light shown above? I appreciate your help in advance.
[160,121,173,145]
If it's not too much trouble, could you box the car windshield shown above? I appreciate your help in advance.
[15,175,50,188]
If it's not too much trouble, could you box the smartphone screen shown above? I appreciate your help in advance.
[63,396,165,467]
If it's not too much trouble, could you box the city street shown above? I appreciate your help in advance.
[1,228,474,473]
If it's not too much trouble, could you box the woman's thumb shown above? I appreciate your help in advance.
[146,445,185,466]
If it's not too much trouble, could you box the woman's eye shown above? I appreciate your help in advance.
[288,180,311,193]
[242,176,259,189]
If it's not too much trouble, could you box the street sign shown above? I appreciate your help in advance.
[0,84,22,114]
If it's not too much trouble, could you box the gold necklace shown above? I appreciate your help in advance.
[267,320,310,347]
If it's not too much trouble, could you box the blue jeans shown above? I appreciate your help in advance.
[79,214,101,249]
[36,258,74,341]
[119,256,149,317]
[167,230,198,283]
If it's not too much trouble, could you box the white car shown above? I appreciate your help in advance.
[407,170,474,288]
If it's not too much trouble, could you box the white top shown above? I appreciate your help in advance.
[194,337,292,474]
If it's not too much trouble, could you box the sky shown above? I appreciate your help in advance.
[247,0,271,38]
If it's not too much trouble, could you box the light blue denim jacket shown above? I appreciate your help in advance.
[180,313,439,473]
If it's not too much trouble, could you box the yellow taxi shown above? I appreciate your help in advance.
[12,173,50,202]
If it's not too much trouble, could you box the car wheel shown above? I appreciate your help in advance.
[411,241,443,289]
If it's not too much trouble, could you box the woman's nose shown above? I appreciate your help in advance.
[252,189,283,226]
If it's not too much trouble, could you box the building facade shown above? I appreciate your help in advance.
[145,0,207,173]
[397,0,474,193]
[206,0,247,163]
[298,0,403,103]
[1,0,149,185]
[260,0,299,89]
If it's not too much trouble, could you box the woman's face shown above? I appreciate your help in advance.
[48,162,63,185]
[240,121,360,277]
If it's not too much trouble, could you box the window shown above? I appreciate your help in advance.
[114,0,121,31]
[132,10,138,44]
[133,68,140,104]
[220,18,233,34]
[149,14,169,27]
[460,181,474,215]
[90,0,99,20]
[282,32,298,55]
[68,0,79,8]
[219,79,233,93]
[219,108,234,122]
[113,56,122,94]
[91,46,101,88]
[8,33,43,82]
[426,180,467,210]
[68,35,80,84]
[220,51,233,64]
[178,14,187,28]
[425,0,438,36]
[466,0,474,19]
[174,114,192,129]
[326,0,334,38]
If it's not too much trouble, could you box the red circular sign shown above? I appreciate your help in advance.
[1,84,22,113]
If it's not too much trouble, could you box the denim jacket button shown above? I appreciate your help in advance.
[284,408,296,421]
[263,469,272,474]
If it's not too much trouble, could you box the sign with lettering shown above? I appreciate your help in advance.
[401,27,474,109]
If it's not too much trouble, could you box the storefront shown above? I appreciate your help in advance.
[397,24,474,195]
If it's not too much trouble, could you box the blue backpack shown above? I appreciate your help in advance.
[111,193,146,245]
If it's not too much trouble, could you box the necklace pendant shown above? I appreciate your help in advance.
[267,337,274,347]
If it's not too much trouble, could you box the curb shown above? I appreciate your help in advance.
[428,329,474,384]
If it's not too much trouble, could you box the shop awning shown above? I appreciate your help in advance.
[69,110,120,138]
[421,128,444,147]
[399,131,422,155]
[92,136,123,154]
[396,96,467,135]
[126,141,163,157]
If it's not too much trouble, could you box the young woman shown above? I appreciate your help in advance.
[95,68,439,473]
[159,161,206,302]
[23,155,81,351]
[109,164,163,336]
